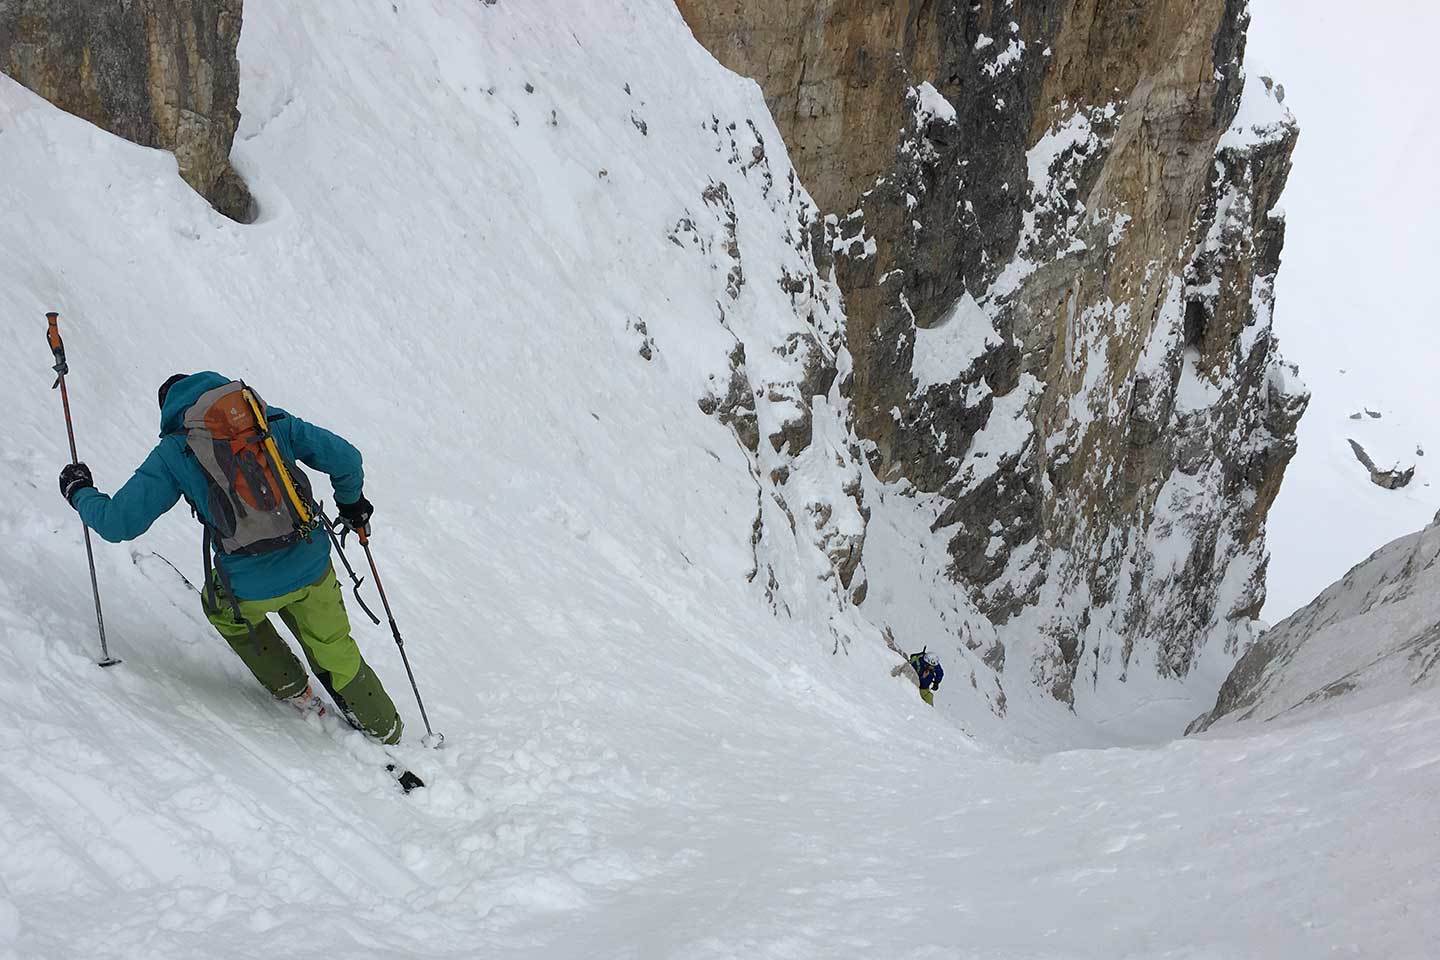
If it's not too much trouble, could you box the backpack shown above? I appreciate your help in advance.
[180,380,320,556]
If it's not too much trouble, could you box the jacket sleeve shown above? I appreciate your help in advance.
[71,446,182,543]
[275,414,365,504]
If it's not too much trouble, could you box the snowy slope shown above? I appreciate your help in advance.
[1249,0,1440,621]
[1192,515,1440,732]
[1,1,1437,956]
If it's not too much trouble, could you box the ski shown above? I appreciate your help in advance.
[296,701,427,795]
[386,762,425,794]
[134,550,198,591]
[134,551,427,794]
[284,700,425,794]
[292,695,426,794]
[295,706,426,794]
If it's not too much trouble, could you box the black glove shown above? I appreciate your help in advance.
[59,462,94,504]
[336,495,373,532]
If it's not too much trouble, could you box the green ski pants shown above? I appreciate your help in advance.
[203,566,403,745]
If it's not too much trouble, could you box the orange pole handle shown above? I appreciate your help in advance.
[45,312,78,459]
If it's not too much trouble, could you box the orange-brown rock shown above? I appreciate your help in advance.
[675,0,939,216]
[0,0,253,221]
[679,0,1307,702]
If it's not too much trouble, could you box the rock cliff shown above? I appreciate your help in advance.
[678,0,1308,706]
[0,0,252,221]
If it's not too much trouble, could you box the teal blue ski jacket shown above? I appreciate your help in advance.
[71,371,364,600]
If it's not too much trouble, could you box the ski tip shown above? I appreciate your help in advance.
[385,763,426,794]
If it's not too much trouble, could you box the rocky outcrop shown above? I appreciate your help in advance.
[672,1,941,219]
[671,114,872,626]
[1347,438,1415,490]
[1189,515,1440,733]
[0,0,253,221]
[679,0,1307,705]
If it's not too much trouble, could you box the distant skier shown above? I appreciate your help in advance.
[892,648,944,705]
[57,372,404,744]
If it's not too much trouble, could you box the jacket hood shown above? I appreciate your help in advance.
[158,371,232,435]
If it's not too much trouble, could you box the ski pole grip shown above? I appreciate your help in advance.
[46,312,70,386]
[46,312,64,355]
[357,525,370,546]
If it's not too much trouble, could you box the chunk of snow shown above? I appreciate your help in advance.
[911,292,1003,392]
[1219,72,1294,150]
[911,81,956,124]
[983,39,1027,78]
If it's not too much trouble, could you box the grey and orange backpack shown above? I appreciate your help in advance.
[180,380,320,556]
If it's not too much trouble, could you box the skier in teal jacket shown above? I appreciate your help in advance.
[57,372,404,743]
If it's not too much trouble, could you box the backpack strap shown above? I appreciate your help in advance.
[201,526,258,648]
[186,440,257,647]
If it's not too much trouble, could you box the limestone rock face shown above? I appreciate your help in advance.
[672,0,940,218]
[0,0,253,221]
[679,0,1308,705]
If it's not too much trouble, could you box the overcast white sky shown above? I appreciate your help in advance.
[1248,1,1440,620]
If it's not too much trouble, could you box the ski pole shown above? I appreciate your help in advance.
[356,525,444,748]
[46,312,120,668]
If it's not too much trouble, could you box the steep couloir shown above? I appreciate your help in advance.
[678,0,1307,706]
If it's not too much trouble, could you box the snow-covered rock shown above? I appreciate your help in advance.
[1190,515,1440,732]
[680,0,1308,723]
[1347,438,1415,490]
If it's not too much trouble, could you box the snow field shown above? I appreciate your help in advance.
[0,0,1436,956]
[1249,0,1440,621]
[6,546,1438,959]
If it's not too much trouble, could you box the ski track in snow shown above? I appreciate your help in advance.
[0,1,1436,956]
[4,598,1437,959]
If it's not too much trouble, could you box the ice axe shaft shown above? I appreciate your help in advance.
[47,313,119,668]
